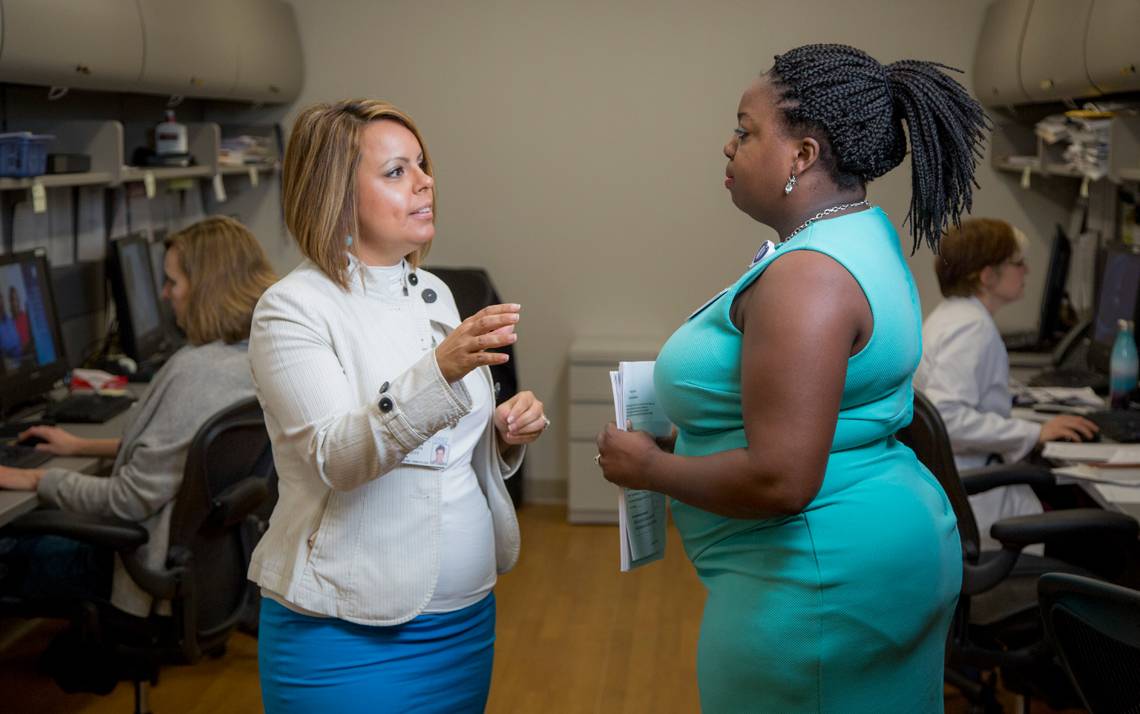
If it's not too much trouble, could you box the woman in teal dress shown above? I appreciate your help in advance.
[596,44,988,712]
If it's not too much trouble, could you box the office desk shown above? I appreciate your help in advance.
[0,388,143,528]
[1017,405,1140,524]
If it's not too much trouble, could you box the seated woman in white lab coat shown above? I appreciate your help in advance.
[914,218,1097,550]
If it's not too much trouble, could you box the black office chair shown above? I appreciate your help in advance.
[896,390,1138,713]
[0,397,272,714]
[1038,572,1140,714]
[427,266,524,506]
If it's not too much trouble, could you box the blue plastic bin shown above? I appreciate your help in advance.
[0,132,54,178]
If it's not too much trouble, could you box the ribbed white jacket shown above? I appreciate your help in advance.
[247,258,522,626]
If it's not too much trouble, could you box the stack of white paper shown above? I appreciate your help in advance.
[610,361,671,572]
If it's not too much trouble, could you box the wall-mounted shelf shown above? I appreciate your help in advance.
[991,114,1140,185]
[218,161,279,176]
[0,119,280,194]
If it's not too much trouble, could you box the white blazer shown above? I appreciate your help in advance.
[914,296,1042,550]
[247,258,522,626]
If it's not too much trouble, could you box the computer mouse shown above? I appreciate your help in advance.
[17,435,47,448]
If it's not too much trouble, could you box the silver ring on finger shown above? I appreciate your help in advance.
[542,416,551,429]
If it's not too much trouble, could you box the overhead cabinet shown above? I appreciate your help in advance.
[974,0,1140,107]
[0,0,301,104]
[0,0,145,93]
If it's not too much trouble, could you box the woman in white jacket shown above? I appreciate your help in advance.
[249,99,548,714]
[914,218,1096,549]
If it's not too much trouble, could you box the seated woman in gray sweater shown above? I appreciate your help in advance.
[0,216,277,617]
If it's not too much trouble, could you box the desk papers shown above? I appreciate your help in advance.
[610,361,671,572]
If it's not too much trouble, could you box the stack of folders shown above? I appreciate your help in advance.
[609,361,672,572]
[1044,442,1140,508]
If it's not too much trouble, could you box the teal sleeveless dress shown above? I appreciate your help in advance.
[655,208,961,713]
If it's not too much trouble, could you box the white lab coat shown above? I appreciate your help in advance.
[914,296,1043,551]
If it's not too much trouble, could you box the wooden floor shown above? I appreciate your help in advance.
[0,504,1084,713]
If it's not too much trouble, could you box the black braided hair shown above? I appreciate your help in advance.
[768,43,990,253]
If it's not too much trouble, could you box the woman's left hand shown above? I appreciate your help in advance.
[0,466,44,491]
[494,391,549,446]
[595,422,662,491]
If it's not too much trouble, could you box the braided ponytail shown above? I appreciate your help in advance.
[769,44,990,253]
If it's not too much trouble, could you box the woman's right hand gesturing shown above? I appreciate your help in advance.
[435,304,521,383]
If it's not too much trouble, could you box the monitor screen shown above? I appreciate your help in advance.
[109,234,166,361]
[0,250,68,415]
[1089,245,1140,373]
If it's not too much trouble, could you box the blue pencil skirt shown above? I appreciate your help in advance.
[258,594,496,714]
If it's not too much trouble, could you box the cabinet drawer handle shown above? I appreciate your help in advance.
[74,65,91,75]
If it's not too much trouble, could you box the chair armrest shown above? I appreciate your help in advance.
[959,463,1055,495]
[990,508,1138,548]
[205,478,268,533]
[3,510,148,551]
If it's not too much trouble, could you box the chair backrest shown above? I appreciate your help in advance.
[896,389,981,563]
[166,397,273,648]
[1039,573,1140,714]
[426,266,518,405]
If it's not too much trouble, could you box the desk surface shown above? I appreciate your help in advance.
[0,387,143,528]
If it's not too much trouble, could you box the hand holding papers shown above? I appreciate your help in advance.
[610,361,671,572]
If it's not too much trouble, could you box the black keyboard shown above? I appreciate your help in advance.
[1028,369,1109,392]
[1088,410,1140,444]
[44,393,135,424]
[0,443,53,469]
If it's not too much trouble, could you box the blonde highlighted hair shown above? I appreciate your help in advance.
[166,216,277,345]
[282,99,435,290]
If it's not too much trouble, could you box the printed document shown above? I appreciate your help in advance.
[610,361,671,572]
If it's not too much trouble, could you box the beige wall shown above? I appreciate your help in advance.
[277,0,1078,501]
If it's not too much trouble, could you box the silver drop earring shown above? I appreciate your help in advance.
[784,174,797,195]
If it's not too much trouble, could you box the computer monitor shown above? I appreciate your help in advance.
[1037,225,1072,344]
[108,233,166,362]
[1088,244,1140,374]
[0,249,68,417]
[147,228,183,343]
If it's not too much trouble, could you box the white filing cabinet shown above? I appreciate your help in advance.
[567,336,665,523]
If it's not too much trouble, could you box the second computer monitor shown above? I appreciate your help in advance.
[109,234,166,362]
[1089,244,1140,374]
[1037,225,1072,345]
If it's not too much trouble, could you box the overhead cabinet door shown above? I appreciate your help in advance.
[0,0,144,92]
[973,0,1033,106]
[1085,0,1140,95]
[230,0,303,104]
[137,0,239,99]
[1019,0,1099,102]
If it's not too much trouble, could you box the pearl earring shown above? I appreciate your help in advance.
[784,174,797,195]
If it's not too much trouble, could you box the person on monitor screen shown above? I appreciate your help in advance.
[0,216,277,617]
[8,287,31,354]
[913,217,1098,549]
[0,297,20,365]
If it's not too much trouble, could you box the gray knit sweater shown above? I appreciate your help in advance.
[37,340,255,617]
